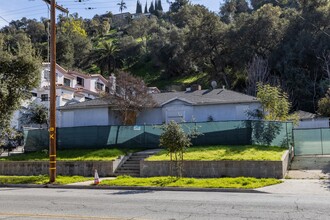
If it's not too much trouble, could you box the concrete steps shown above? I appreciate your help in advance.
[114,149,161,177]
[290,156,330,170]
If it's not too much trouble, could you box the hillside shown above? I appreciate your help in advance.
[1,0,330,113]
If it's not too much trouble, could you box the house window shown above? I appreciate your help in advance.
[31,92,37,97]
[105,86,109,93]
[95,82,104,90]
[41,94,49,102]
[44,70,50,80]
[77,77,84,86]
[64,78,71,87]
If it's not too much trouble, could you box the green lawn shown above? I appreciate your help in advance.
[0,148,142,161]
[0,175,92,185]
[147,145,286,161]
[100,176,282,189]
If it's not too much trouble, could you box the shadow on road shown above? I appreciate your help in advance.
[111,190,154,195]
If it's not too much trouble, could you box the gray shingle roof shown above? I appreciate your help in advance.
[295,110,318,120]
[59,89,258,111]
[58,98,113,110]
[152,89,259,106]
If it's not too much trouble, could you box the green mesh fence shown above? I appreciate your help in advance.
[294,128,330,156]
[24,120,293,152]
[23,129,49,152]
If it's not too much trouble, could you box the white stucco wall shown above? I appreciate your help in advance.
[136,108,163,124]
[60,108,109,127]
[136,101,261,124]
[296,118,329,129]
[193,102,261,122]
[58,101,261,128]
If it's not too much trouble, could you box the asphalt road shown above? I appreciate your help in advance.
[0,187,330,220]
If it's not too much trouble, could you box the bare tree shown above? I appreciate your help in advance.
[246,54,270,96]
[110,71,156,125]
[318,50,330,85]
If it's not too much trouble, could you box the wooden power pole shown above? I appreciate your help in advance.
[42,0,68,183]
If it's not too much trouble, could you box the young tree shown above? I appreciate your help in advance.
[159,121,191,177]
[159,121,200,177]
[110,71,156,125]
[256,83,294,121]
[117,0,127,14]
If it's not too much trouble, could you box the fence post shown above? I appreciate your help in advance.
[144,124,146,148]
[321,128,324,155]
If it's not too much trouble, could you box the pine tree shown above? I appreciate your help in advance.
[136,0,142,13]
[149,0,155,14]
[144,1,148,13]
[157,0,163,11]
[155,0,158,11]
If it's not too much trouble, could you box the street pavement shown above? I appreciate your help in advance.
[1,187,330,219]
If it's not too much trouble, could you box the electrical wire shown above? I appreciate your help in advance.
[0,15,10,24]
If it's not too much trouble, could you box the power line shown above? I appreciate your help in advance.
[1,5,45,14]
[0,15,10,24]
[2,8,49,16]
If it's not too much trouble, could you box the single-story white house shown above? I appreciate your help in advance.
[295,110,329,129]
[58,86,261,127]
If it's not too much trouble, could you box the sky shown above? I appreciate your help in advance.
[0,0,223,27]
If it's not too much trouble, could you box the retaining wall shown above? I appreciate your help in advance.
[0,157,125,177]
[140,151,289,179]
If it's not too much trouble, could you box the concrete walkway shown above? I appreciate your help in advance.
[257,179,330,194]
[257,155,330,194]
[68,177,117,186]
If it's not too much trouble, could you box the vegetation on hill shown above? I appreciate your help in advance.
[1,0,330,114]
[0,175,92,184]
[0,148,142,161]
[100,176,282,189]
[147,145,286,161]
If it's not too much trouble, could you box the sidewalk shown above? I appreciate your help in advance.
[257,179,330,194]
[67,177,117,186]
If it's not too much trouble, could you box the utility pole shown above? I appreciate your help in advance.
[42,0,68,183]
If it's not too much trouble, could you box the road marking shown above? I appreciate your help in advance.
[0,212,140,219]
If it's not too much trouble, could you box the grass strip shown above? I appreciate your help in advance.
[0,175,93,185]
[0,148,143,161]
[147,145,286,161]
[100,176,282,189]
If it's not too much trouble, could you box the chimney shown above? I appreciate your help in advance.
[191,84,202,91]
[109,74,116,94]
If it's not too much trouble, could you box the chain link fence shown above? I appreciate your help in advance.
[24,120,293,152]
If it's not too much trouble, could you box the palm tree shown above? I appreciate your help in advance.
[90,41,119,76]
[117,0,127,14]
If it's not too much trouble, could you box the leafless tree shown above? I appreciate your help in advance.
[110,71,156,125]
[246,54,270,96]
[318,50,330,85]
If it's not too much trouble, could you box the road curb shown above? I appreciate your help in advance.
[0,183,266,193]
